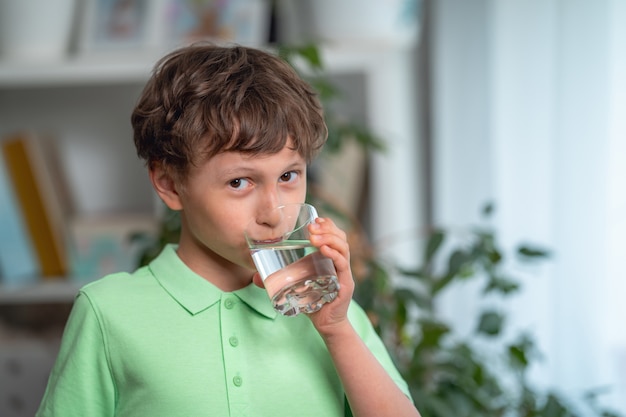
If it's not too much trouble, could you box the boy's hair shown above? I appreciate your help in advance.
[131,43,327,182]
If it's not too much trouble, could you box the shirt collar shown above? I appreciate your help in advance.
[149,244,277,319]
[234,283,278,319]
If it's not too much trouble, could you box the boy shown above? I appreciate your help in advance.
[37,44,420,417]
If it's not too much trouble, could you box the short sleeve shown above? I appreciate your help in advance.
[36,292,116,417]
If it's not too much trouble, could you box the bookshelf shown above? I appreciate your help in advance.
[0,41,422,304]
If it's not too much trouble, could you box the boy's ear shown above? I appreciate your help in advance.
[149,163,183,211]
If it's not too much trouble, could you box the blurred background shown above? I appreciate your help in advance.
[0,0,625,415]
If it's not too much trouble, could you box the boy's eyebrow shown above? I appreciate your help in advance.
[219,161,306,178]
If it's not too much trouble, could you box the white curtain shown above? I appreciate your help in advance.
[431,0,626,412]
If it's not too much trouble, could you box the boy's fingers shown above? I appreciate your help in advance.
[252,272,265,288]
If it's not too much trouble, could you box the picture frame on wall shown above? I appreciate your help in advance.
[77,0,270,56]
[157,0,271,48]
[77,0,160,54]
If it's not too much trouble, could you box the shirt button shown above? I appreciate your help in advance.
[233,376,243,387]
[224,298,235,309]
[229,336,239,347]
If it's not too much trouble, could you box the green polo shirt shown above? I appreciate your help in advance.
[37,244,410,417]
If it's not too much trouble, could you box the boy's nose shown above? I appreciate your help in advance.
[257,186,281,222]
[257,188,281,227]
[256,207,283,228]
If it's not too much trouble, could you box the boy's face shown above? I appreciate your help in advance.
[172,140,308,276]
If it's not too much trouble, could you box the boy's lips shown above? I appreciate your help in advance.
[254,237,284,245]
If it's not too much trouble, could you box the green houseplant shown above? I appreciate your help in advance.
[351,202,620,417]
[133,43,621,417]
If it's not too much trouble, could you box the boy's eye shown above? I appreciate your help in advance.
[229,178,249,189]
[280,171,298,183]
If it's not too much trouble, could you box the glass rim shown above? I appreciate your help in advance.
[245,202,318,247]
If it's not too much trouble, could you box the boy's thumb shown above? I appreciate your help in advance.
[252,272,265,288]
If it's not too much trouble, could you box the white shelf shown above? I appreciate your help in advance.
[0,42,415,89]
[0,52,162,88]
[0,280,89,305]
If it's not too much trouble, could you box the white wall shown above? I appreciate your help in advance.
[432,0,626,412]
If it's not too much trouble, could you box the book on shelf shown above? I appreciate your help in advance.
[1,132,72,280]
[0,152,40,285]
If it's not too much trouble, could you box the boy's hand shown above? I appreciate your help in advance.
[306,217,355,336]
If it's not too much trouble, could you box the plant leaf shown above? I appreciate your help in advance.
[277,43,323,70]
[417,318,450,349]
[484,276,520,295]
[517,245,551,259]
[508,334,539,372]
[508,343,529,370]
[425,229,445,264]
[477,310,504,336]
[482,202,495,217]
[540,393,571,417]
[444,249,472,280]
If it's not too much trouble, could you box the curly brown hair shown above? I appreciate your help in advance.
[131,43,327,182]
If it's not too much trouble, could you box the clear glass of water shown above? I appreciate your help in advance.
[245,203,339,316]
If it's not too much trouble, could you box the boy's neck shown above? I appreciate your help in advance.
[175,242,254,292]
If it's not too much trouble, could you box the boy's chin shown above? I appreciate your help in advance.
[236,256,257,271]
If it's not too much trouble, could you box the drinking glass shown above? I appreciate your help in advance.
[245,203,339,316]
